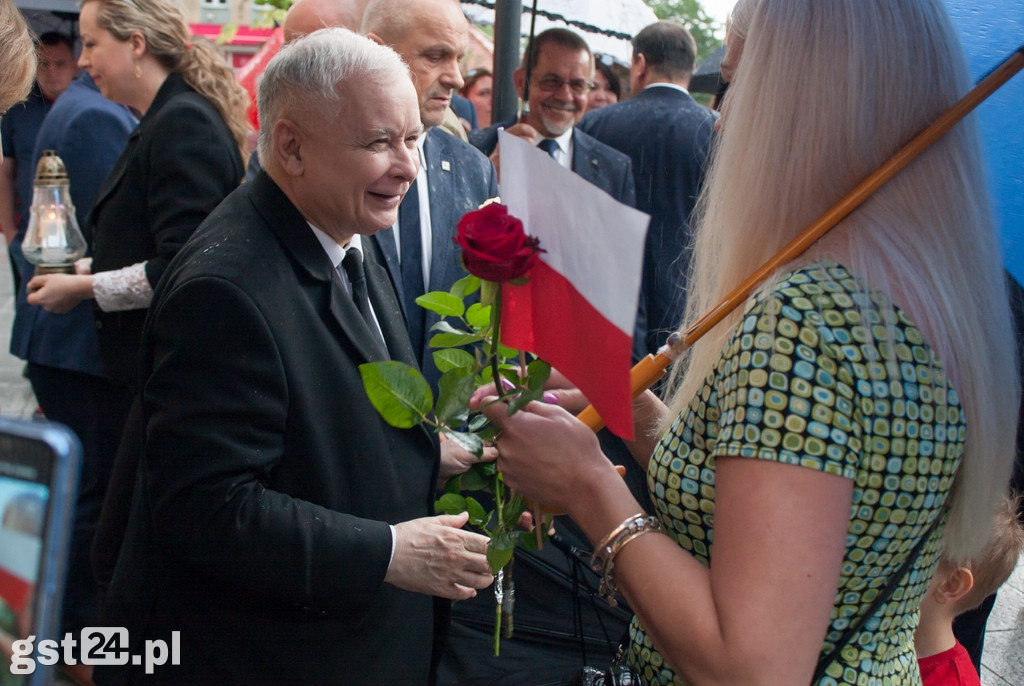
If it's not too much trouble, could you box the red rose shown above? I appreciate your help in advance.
[454,204,542,282]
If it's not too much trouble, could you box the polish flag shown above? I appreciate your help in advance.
[0,527,41,613]
[497,131,649,439]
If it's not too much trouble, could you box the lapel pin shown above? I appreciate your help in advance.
[441,160,451,171]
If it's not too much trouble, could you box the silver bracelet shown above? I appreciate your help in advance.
[590,514,664,606]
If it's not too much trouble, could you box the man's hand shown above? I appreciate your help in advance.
[437,433,498,488]
[489,122,542,182]
[385,512,493,600]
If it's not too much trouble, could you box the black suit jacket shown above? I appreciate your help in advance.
[88,73,243,388]
[97,172,440,685]
[468,118,634,206]
[579,86,717,354]
[371,128,498,389]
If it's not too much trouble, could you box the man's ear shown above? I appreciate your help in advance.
[632,52,648,86]
[512,67,525,98]
[930,566,974,605]
[365,32,385,47]
[273,119,304,177]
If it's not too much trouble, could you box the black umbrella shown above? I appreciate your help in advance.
[689,43,726,94]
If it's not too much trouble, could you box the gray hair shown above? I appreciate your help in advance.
[257,27,410,164]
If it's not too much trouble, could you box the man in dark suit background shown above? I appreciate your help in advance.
[467,28,641,362]
[362,0,499,392]
[96,29,491,685]
[468,29,636,216]
[1,32,77,295]
[579,21,717,355]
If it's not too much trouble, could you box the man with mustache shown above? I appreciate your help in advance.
[468,28,641,362]
[468,29,635,222]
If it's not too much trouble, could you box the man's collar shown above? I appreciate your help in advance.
[644,82,690,95]
[308,223,364,268]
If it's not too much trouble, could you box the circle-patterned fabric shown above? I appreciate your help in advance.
[628,261,962,685]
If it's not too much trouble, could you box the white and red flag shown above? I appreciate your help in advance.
[0,526,41,613]
[497,131,649,439]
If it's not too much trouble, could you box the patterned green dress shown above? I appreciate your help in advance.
[628,261,963,685]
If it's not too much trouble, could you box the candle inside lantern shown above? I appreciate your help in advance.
[39,207,66,264]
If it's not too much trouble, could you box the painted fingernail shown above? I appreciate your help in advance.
[543,392,558,404]
[500,377,515,391]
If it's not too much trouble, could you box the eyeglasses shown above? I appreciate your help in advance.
[533,74,595,95]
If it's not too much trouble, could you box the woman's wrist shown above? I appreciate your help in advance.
[569,463,645,545]
[80,274,96,300]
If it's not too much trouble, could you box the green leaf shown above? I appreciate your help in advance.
[501,494,527,531]
[475,424,500,444]
[435,493,467,515]
[442,429,484,457]
[497,344,520,360]
[465,302,491,329]
[430,331,485,348]
[486,531,519,573]
[508,359,553,414]
[460,462,495,491]
[526,358,552,388]
[436,369,477,426]
[480,280,499,307]
[450,274,481,299]
[433,348,476,374]
[465,496,489,528]
[358,361,433,428]
[415,291,465,317]
[430,319,473,336]
[467,414,491,433]
[487,545,515,574]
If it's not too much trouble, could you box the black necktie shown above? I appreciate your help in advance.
[538,138,559,159]
[398,178,426,363]
[341,248,384,351]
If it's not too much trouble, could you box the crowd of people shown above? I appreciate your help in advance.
[1,0,1022,684]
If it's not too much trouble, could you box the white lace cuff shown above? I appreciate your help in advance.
[93,261,154,312]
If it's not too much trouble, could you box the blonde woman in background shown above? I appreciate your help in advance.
[25,0,249,597]
[0,0,35,131]
[479,0,1019,684]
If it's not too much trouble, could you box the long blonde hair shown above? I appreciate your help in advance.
[726,0,762,42]
[666,0,1018,561]
[0,0,36,114]
[84,0,250,163]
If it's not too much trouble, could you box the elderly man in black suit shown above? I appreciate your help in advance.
[96,29,492,685]
[579,21,717,355]
[362,0,499,391]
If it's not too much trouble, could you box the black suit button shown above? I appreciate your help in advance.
[95,320,102,329]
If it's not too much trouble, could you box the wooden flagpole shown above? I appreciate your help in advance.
[577,45,1024,433]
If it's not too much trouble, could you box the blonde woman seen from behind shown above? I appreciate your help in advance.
[0,0,35,124]
[477,0,1019,684]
